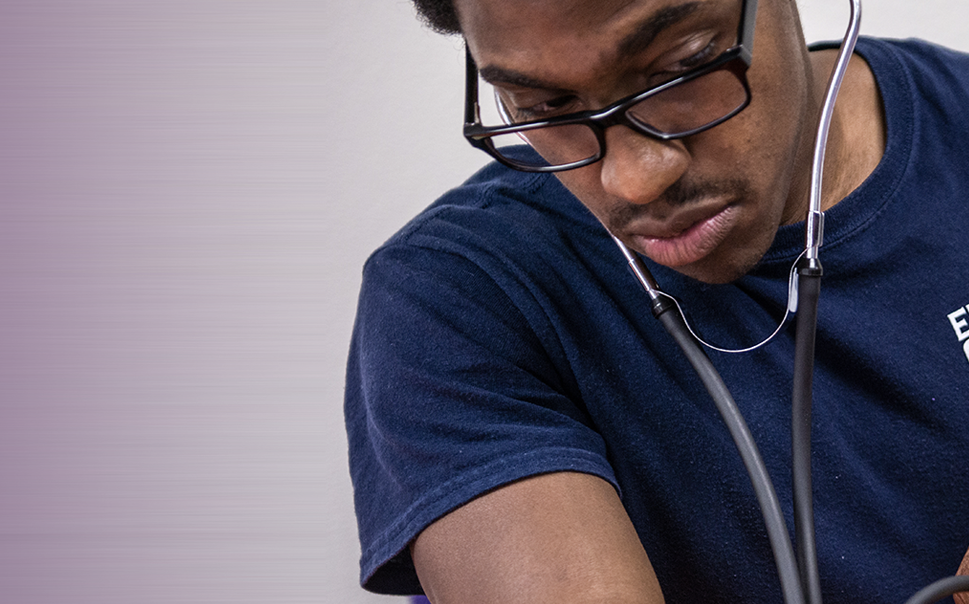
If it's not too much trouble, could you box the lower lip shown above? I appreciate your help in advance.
[631,206,738,268]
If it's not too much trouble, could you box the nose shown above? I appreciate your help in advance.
[598,126,690,205]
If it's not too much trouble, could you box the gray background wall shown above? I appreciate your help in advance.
[0,1,964,603]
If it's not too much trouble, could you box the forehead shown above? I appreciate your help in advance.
[456,0,726,69]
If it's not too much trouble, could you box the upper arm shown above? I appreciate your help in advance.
[349,242,622,593]
[411,471,665,604]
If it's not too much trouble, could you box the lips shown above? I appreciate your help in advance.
[627,204,738,268]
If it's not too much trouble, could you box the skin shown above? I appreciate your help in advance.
[412,0,887,602]
[957,547,969,604]
[413,472,664,604]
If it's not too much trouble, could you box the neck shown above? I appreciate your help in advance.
[783,47,886,225]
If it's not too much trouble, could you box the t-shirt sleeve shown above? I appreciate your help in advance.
[344,236,618,595]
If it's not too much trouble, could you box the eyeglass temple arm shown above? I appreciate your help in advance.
[464,46,481,126]
[739,0,758,62]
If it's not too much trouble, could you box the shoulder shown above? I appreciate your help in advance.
[380,159,580,253]
[360,159,606,313]
[852,38,969,193]
[854,37,969,108]
[871,37,969,72]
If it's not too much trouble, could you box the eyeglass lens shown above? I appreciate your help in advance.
[485,65,748,170]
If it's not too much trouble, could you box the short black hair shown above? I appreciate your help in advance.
[412,0,462,35]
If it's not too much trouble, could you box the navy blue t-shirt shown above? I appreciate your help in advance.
[345,38,969,602]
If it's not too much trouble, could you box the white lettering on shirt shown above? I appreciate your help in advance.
[948,307,969,342]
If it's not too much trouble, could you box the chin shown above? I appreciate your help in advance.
[664,252,764,285]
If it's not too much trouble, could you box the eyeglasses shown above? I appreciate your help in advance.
[463,0,758,173]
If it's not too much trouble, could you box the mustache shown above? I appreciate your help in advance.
[609,176,753,225]
[662,177,751,206]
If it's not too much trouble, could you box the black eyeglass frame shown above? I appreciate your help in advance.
[462,0,759,173]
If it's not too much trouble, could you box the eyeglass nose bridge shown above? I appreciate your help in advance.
[585,101,678,145]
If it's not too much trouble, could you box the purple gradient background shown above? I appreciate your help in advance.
[0,1,451,602]
[0,1,336,602]
[1,0,965,603]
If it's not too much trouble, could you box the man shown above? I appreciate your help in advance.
[345,0,969,602]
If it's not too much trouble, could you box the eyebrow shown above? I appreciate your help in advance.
[477,65,559,90]
[617,2,703,57]
[476,1,705,90]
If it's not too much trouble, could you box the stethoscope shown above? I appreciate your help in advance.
[610,2,969,603]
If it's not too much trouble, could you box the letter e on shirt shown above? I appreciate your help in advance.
[948,305,969,363]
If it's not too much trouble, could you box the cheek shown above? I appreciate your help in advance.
[740,27,812,169]
[727,69,810,197]
[553,168,609,220]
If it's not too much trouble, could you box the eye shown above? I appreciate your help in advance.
[648,36,724,84]
[507,94,580,122]
[675,39,720,70]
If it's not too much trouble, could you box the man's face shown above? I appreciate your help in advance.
[456,0,815,283]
